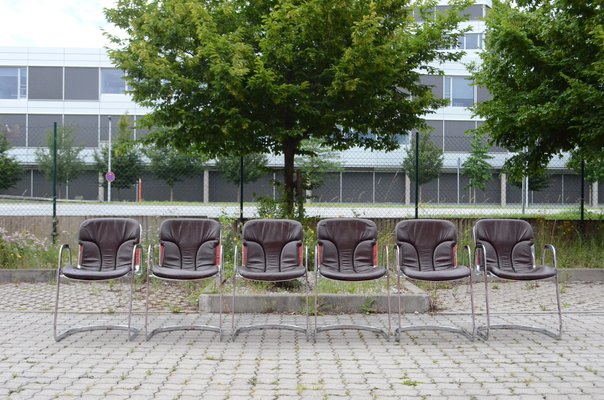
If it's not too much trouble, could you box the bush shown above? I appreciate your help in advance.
[0,228,57,269]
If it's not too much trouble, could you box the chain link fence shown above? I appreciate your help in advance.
[0,123,600,242]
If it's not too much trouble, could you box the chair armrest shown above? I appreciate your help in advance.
[463,245,472,273]
[542,244,558,269]
[58,244,72,273]
[219,244,224,272]
[474,243,487,274]
[147,243,155,276]
[132,243,143,275]
[233,245,239,276]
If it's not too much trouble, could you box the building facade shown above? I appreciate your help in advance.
[0,1,595,206]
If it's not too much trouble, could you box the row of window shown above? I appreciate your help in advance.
[1,65,484,110]
[0,67,127,100]
[420,75,491,108]
[0,112,489,153]
[440,32,484,50]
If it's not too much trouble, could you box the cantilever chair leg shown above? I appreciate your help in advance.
[477,273,562,341]
[55,274,139,342]
[145,275,222,341]
[395,241,475,342]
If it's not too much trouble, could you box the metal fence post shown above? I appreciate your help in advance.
[51,122,58,244]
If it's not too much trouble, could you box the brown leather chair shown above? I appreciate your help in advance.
[474,219,562,340]
[395,219,475,341]
[314,218,391,340]
[232,219,309,340]
[54,218,142,341]
[145,219,223,340]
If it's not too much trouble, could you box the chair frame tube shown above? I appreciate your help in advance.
[144,242,224,341]
[395,244,475,342]
[314,245,391,342]
[475,243,562,340]
[231,245,310,341]
[54,242,140,342]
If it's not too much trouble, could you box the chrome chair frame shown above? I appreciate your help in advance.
[145,242,224,341]
[395,244,475,342]
[231,246,310,341]
[314,246,391,341]
[54,241,141,342]
[475,243,562,340]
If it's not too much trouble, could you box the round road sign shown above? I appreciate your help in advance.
[105,171,116,182]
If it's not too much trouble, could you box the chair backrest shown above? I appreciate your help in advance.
[473,219,535,273]
[396,219,457,272]
[78,218,140,271]
[159,219,220,270]
[317,218,377,274]
[242,219,303,273]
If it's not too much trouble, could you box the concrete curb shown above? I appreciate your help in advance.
[199,282,430,314]
[0,269,55,283]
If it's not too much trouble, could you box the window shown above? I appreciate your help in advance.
[101,68,127,94]
[0,67,27,99]
[464,33,483,49]
[440,33,484,50]
[444,76,475,107]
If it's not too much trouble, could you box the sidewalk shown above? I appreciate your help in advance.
[0,281,603,399]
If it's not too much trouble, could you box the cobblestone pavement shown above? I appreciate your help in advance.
[0,281,603,399]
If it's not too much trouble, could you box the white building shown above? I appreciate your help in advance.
[0,0,590,205]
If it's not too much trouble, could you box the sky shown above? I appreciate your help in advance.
[0,0,119,48]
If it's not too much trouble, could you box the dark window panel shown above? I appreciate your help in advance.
[419,75,443,99]
[426,120,444,149]
[0,114,27,146]
[28,67,63,100]
[100,115,134,142]
[476,86,492,103]
[342,172,373,203]
[28,114,60,147]
[312,173,341,203]
[63,115,99,147]
[64,67,99,100]
[374,171,405,203]
[444,121,475,152]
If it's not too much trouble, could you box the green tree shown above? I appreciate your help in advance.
[402,130,443,201]
[471,0,604,180]
[35,126,84,199]
[507,159,550,192]
[0,134,23,191]
[146,145,207,201]
[105,0,471,217]
[294,138,342,216]
[462,133,493,203]
[567,150,604,184]
[215,153,268,189]
[94,115,145,199]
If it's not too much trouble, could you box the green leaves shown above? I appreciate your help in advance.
[472,0,604,175]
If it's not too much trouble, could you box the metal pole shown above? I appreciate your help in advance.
[52,122,58,244]
[239,155,244,223]
[414,130,419,219]
[581,158,585,234]
[107,116,112,202]
[456,157,460,204]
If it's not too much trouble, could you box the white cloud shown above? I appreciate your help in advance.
[0,0,119,48]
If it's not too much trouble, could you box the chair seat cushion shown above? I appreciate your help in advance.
[62,265,131,281]
[319,266,386,282]
[238,266,305,282]
[401,265,471,281]
[489,265,557,281]
[152,265,219,280]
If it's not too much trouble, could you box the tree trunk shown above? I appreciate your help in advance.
[282,137,299,218]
